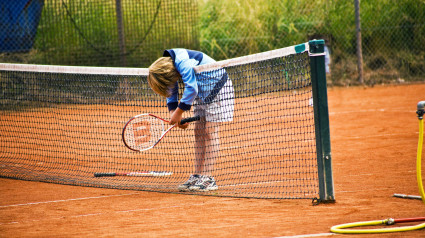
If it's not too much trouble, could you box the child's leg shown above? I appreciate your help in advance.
[203,121,219,176]
[194,118,219,176]
[194,119,206,175]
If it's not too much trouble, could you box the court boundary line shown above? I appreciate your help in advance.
[0,203,208,226]
[0,193,140,208]
[329,108,414,115]
[274,232,337,238]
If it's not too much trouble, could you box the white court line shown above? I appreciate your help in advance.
[329,108,414,115]
[0,203,207,226]
[274,232,336,238]
[329,108,386,115]
[334,132,418,140]
[0,193,139,208]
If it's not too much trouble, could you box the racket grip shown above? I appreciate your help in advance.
[180,115,201,124]
[94,172,116,177]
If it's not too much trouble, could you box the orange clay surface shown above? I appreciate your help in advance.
[1,83,425,237]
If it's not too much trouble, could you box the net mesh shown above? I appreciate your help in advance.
[0,44,318,199]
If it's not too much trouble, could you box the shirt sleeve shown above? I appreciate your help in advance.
[166,82,179,112]
[164,49,200,112]
[175,59,199,111]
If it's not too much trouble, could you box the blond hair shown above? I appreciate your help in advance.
[148,57,181,97]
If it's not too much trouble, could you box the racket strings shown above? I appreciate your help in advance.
[125,115,165,150]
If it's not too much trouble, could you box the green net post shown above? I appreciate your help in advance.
[309,39,335,203]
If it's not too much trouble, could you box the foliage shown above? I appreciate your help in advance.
[198,0,425,85]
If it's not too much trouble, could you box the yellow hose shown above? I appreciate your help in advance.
[330,219,425,234]
[330,108,425,234]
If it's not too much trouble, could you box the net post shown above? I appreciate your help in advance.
[309,39,335,203]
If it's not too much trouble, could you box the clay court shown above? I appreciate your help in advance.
[1,83,425,237]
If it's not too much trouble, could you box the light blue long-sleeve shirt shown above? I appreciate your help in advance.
[164,49,227,112]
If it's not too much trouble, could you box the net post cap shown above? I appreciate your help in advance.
[309,39,325,45]
[308,39,325,53]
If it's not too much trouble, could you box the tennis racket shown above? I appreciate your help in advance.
[122,113,200,152]
[94,171,173,177]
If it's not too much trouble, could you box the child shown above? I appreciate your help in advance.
[148,49,234,192]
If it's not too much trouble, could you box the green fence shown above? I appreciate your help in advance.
[198,0,424,85]
[0,0,199,67]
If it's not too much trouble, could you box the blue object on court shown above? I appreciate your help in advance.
[0,0,44,52]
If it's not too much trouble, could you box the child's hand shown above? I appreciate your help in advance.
[170,108,188,129]
[177,122,190,129]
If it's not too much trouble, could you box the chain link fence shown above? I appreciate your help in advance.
[1,0,424,85]
[198,0,424,85]
[0,0,199,67]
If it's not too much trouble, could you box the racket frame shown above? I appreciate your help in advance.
[122,113,200,152]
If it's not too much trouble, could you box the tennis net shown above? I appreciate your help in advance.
[0,40,333,200]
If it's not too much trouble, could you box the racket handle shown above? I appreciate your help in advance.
[94,172,116,177]
[180,115,201,124]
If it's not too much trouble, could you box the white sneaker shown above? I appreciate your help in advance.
[178,174,200,191]
[189,175,218,191]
